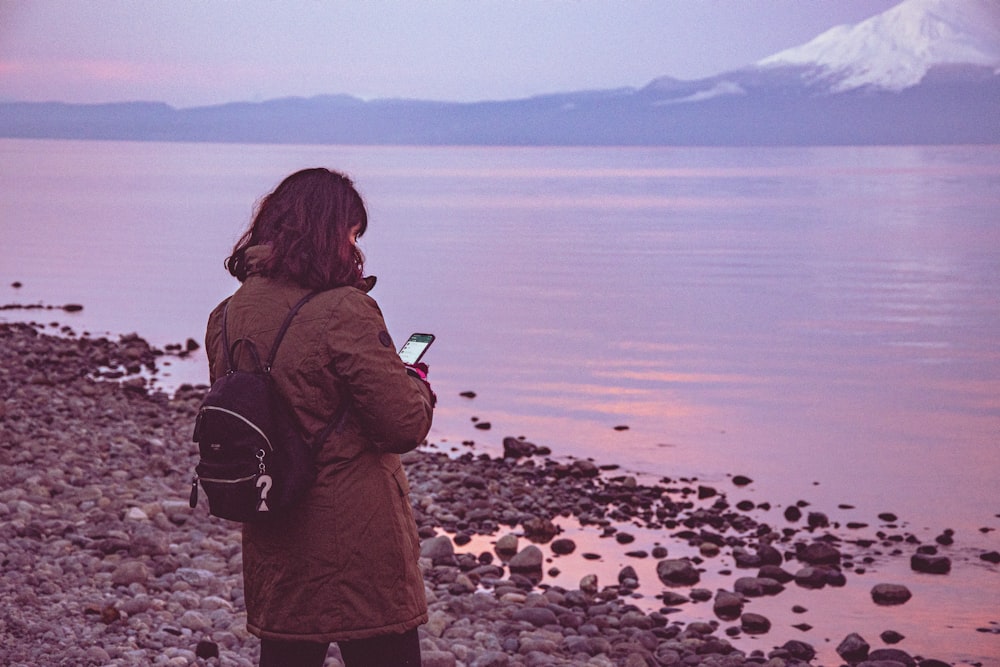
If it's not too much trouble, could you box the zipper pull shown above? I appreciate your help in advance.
[189,476,199,508]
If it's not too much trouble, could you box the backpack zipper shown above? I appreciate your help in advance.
[199,473,258,484]
[200,405,274,452]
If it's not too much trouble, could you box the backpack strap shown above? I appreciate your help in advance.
[220,299,265,373]
[263,290,320,372]
[219,299,238,372]
[223,289,343,452]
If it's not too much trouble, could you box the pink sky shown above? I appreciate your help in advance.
[0,1,901,107]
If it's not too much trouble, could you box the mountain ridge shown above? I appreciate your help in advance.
[1,0,998,146]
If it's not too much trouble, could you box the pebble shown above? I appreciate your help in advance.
[871,583,913,606]
[0,323,970,666]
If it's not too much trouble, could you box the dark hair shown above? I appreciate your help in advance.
[226,168,368,289]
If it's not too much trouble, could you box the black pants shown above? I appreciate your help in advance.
[259,628,421,667]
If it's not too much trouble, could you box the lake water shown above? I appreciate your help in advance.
[2,139,998,663]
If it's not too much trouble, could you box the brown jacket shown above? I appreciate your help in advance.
[205,254,433,642]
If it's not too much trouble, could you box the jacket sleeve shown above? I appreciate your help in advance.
[325,290,434,453]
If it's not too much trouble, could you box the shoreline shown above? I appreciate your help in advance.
[1,322,997,666]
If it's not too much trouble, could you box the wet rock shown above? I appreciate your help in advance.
[868,648,916,666]
[618,565,639,586]
[757,544,784,566]
[508,545,543,572]
[698,542,720,558]
[712,589,744,620]
[935,529,955,546]
[570,459,599,478]
[837,632,870,662]
[660,591,689,606]
[910,553,951,574]
[511,607,558,627]
[794,566,829,589]
[797,542,842,565]
[502,436,538,458]
[420,535,456,565]
[522,516,558,542]
[732,547,761,568]
[550,538,576,555]
[741,612,771,634]
[871,583,912,606]
[734,576,784,597]
[758,564,794,583]
[494,533,518,557]
[780,640,817,661]
[656,558,700,586]
[880,630,905,644]
[689,588,713,602]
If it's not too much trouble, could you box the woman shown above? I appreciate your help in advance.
[204,168,434,667]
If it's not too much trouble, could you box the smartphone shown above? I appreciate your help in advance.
[398,333,435,365]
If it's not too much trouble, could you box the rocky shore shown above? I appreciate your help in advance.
[1,321,996,667]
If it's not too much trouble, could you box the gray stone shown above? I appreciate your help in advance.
[550,538,576,555]
[732,547,761,568]
[511,607,558,627]
[420,535,455,564]
[868,648,915,666]
[495,533,519,557]
[656,558,700,586]
[781,640,817,661]
[757,544,784,566]
[111,561,150,586]
[837,632,871,661]
[798,542,841,565]
[470,651,511,667]
[794,566,829,589]
[421,651,457,667]
[712,589,744,620]
[741,612,771,634]
[178,610,212,632]
[733,576,783,597]
[910,553,951,574]
[508,545,544,572]
[660,591,689,605]
[871,583,912,606]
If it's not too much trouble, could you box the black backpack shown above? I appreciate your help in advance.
[189,291,342,522]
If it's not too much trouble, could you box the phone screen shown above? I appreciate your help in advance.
[398,333,435,365]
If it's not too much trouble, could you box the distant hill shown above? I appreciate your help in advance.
[1,0,998,146]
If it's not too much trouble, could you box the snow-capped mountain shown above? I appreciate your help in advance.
[755,0,1000,92]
